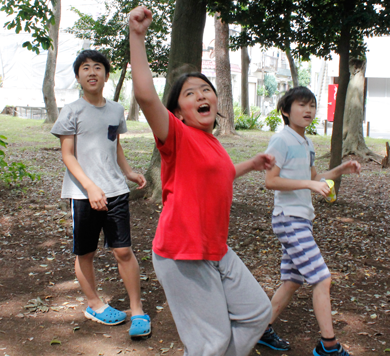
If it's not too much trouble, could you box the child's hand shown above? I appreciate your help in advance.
[309,180,330,197]
[128,172,147,190]
[87,184,108,211]
[252,153,275,171]
[340,160,361,175]
[129,6,152,35]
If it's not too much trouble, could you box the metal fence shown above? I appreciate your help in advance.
[1,106,63,120]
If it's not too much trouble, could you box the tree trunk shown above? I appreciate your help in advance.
[285,45,298,88]
[161,0,207,102]
[113,62,128,102]
[241,45,250,115]
[342,59,382,160]
[43,0,61,124]
[329,14,353,194]
[214,13,237,136]
[129,0,207,201]
[127,86,139,121]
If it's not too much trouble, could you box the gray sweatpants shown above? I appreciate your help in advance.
[153,247,272,356]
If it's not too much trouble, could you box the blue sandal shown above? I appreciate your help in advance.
[84,305,127,325]
[129,314,151,337]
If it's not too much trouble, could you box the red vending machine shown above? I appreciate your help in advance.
[327,84,338,122]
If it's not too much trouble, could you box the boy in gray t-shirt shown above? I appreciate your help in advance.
[51,50,151,337]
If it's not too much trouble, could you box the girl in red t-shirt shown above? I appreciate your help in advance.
[129,6,275,356]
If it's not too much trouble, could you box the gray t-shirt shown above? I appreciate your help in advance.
[51,97,129,199]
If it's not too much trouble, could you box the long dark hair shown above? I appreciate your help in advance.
[166,72,219,128]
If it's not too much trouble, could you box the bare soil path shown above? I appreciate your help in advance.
[0,122,389,356]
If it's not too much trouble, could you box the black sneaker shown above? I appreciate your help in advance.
[313,341,350,356]
[258,327,291,351]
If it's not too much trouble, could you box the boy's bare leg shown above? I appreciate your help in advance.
[269,281,301,324]
[113,247,144,316]
[313,277,337,346]
[75,252,106,310]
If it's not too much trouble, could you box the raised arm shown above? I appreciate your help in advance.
[129,6,169,142]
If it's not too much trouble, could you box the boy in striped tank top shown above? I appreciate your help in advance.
[260,87,360,356]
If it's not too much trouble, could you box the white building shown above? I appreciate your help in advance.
[311,36,390,137]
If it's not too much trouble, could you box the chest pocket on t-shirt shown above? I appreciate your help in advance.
[107,125,119,141]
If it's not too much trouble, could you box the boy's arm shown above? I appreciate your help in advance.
[129,6,169,143]
[265,165,330,197]
[116,136,146,189]
[234,153,275,179]
[311,160,361,181]
[60,135,108,211]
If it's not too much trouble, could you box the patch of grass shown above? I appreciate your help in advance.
[125,121,152,132]
[0,115,56,147]
[365,137,389,155]
[0,114,387,175]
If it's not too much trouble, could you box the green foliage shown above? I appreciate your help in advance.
[108,71,130,109]
[0,0,54,54]
[215,1,390,61]
[305,117,319,135]
[265,109,282,132]
[257,86,269,97]
[67,0,174,74]
[264,74,277,97]
[235,112,264,130]
[0,135,39,186]
[298,63,311,87]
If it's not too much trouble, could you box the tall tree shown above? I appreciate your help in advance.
[130,0,207,201]
[214,0,390,193]
[241,44,250,114]
[128,88,139,121]
[214,13,236,136]
[342,59,381,160]
[211,1,301,86]
[43,0,61,124]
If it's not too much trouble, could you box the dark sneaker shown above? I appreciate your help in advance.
[313,341,350,356]
[258,327,291,351]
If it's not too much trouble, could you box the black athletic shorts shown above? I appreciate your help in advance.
[71,193,131,255]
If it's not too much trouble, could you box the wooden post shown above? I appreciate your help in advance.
[324,120,327,135]
[366,121,370,137]
[382,142,389,168]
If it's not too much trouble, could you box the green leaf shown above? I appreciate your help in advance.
[50,338,61,345]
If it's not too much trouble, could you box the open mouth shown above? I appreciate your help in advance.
[198,104,210,114]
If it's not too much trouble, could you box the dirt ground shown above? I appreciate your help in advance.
[0,134,390,356]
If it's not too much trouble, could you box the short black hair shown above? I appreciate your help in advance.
[166,72,219,128]
[277,86,316,125]
[73,50,111,77]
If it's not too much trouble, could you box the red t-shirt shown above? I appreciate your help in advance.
[153,111,236,261]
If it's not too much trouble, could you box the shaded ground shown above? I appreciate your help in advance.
[0,122,389,356]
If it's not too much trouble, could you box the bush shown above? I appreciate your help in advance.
[257,86,269,97]
[235,112,264,130]
[0,135,39,186]
[305,117,319,135]
[265,109,282,132]
[264,74,278,97]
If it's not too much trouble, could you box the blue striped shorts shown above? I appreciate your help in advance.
[272,213,331,285]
